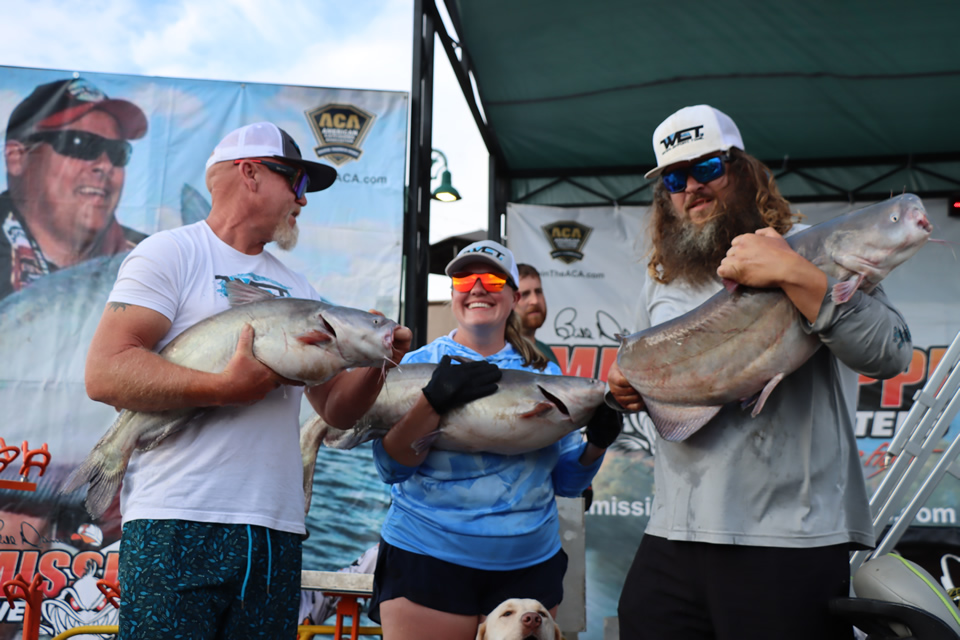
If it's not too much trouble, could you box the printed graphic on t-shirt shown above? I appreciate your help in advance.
[215,273,292,298]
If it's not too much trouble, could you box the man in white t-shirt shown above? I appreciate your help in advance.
[84,122,411,640]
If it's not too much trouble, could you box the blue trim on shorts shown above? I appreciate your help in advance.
[118,519,301,640]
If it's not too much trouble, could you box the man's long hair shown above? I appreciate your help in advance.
[647,148,799,285]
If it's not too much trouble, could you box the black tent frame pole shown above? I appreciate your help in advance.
[489,154,505,243]
[403,0,436,349]
[436,0,510,245]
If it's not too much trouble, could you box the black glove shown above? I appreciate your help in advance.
[422,355,502,414]
[585,404,622,449]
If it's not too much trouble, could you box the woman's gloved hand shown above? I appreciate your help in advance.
[585,404,623,449]
[422,355,502,415]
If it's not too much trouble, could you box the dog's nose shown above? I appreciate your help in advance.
[521,612,542,629]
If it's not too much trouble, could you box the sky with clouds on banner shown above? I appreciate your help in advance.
[0,0,487,300]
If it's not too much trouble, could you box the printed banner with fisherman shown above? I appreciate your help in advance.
[0,66,406,637]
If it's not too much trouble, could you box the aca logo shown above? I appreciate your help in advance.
[541,221,593,264]
[305,103,376,166]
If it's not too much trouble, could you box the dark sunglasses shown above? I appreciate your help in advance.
[236,159,309,199]
[25,130,132,167]
[661,154,729,193]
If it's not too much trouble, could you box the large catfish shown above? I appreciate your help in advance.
[63,280,399,518]
[299,363,608,512]
[616,193,932,442]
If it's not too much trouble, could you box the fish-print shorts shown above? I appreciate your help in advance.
[367,537,567,622]
[117,519,301,640]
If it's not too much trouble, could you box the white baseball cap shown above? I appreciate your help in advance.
[644,105,744,179]
[205,121,338,192]
[444,240,520,289]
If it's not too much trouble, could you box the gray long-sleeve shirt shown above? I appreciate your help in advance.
[637,265,912,549]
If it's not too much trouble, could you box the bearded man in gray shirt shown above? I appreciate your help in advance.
[608,105,913,640]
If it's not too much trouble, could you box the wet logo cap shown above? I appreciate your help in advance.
[444,239,520,289]
[645,105,744,179]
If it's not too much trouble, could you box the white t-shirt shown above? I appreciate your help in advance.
[108,221,319,534]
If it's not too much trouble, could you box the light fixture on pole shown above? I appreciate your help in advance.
[431,149,461,202]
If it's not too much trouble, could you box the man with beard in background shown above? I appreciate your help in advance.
[608,105,913,639]
[2,77,148,298]
[515,263,559,367]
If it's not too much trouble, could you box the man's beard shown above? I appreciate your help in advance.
[520,308,545,334]
[656,187,765,287]
[272,218,299,251]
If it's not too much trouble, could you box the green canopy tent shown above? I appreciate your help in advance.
[403,0,960,344]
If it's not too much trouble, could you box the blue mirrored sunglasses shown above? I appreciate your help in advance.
[235,158,309,198]
[661,154,729,193]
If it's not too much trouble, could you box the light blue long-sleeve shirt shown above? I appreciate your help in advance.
[372,333,603,570]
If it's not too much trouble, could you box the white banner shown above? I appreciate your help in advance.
[506,203,649,378]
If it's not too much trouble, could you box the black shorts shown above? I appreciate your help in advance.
[367,538,567,622]
[618,535,854,640]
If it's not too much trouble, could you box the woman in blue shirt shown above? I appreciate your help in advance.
[368,240,621,640]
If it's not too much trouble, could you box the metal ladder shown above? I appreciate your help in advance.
[851,330,960,573]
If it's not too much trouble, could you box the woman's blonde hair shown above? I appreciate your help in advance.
[505,310,549,371]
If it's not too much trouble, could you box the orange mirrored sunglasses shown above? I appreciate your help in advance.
[451,272,508,293]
